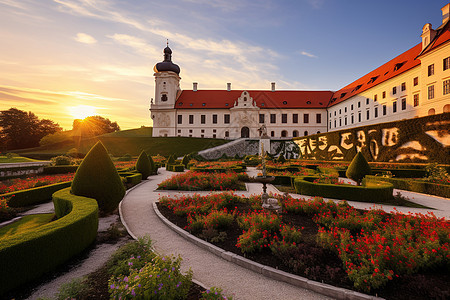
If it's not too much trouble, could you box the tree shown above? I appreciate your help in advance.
[346,152,372,186]
[136,150,152,179]
[72,115,120,137]
[0,108,62,150]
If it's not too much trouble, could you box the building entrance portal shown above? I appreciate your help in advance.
[241,126,250,138]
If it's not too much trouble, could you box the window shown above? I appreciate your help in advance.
[443,79,450,95]
[339,118,342,126]
[303,113,309,123]
[293,130,298,137]
[316,113,322,123]
[394,86,398,95]
[366,98,370,105]
[339,109,341,115]
[428,64,434,76]
[382,91,386,99]
[402,98,406,110]
[177,115,182,124]
[224,114,230,124]
[270,131,274,137]
[189,129,192,133]
[383,105,387,115]
[281,130,287,137]
[282,114,287,123]
[414,94,419,107]
[401,82,406,91]
[374,95,377,102]
[358,101,361,108]
[334,111,336,116]
[201,134,204,138]
[374,107,378,118]
[213,134,216,138]
[270,114,276,123]
[366,110,370,120]
[428,85,435,99]
[393,101,397,113]
[304,131,308,136]
[161,94,168,101]
[358,112,361,122]
[292,114,298,123]
[189,115,194,124]
[351,104,354,110]
[334,119,336,127]
[330,121,332,128]
[212,114,218,124]
[259,114,265,123]
[225,131,229,138]
[413,77,419,86]
[344,107,347,113]
[444,56,450,71]
[201,115,206,124]
[351,114,354,124]
[344,117,347,126]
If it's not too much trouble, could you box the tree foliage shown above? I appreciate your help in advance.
[72,115,120,137]
[136,150,152,179]
[0,108,62,150]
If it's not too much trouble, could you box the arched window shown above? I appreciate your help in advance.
[293,130,298,137]
[161,94,168,102]
[428,108,435,115]
[225,131,229,138]
[317,131,320,134]
[304,131,308,136]
[241,127,249,138]
[281,130,287,137]
[444,104,450,113]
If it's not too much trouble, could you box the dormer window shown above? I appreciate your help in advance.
[352,85,362,92]
[340,93,346,98]
[161,94,168,102]
[394,62,405,71]
[283,101,287,105]
[306,101,311,104]
[368,76,379,84]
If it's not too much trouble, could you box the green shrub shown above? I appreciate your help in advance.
[371,168,427,178]
[52,155,72,166]
[294,176,393,203]
[0,188,98,295]
[166,154,175,166]
[71,141,125,213]
[136,150,152,179]
[6,181,72,208]
[125,173,142,187]
[167,164,184,172]
[346,152,371,186]
[43,165,78,174]
[182,154,190,168]
[148,154,157,174]
[56,277,88,300]
[277,154,286,163]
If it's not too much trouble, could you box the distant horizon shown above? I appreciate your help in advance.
[1,0,448,130]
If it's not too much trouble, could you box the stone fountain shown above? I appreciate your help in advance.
[254,142,282,212]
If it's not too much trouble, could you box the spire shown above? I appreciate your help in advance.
[163,40,172,62]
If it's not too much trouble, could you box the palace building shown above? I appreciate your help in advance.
[150,3,450,139]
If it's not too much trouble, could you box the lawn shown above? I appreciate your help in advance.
[0,213,54,240]
[0,156,40,164]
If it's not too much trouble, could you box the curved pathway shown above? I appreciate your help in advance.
[119,168,450,300]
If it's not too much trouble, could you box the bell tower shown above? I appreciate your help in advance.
[151,42,181,137]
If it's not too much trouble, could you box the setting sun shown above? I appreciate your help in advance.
[68,105,97,120]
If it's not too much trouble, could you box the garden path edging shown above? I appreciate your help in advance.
[152,202,384,300]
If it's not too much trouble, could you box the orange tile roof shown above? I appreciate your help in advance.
[328,43,422,106]
[175,90,334,109]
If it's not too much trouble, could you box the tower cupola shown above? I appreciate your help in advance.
[154,42,180,75]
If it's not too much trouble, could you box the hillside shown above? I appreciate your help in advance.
[15,127,228,159]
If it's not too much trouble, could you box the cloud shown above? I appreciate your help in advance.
[74,32,97,44]
[0,0,28,10]
[108,34,159,57]
[299,51,318,58]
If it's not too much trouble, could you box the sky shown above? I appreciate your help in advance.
[0,0,448,130]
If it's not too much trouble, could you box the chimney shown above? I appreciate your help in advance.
[193,82,198,92]
[421,23,436,50]
[227,83,231,91]
[271,82,276,92]
[442,3,450,24]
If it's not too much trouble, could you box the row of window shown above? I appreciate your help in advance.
[428,56,450,76]
[177,113,323,125]
[429,79,450,99]
[176,129,318,138]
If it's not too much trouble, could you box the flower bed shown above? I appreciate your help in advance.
[0,173,75,195]
[157,171,249,191]
[189,160,246,173]
[157,193,450,299]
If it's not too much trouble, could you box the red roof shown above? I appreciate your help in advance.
[175,90,334,109]
[418,20,450,57]
[328,43,422,106]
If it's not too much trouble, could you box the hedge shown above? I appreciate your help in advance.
[5,181,72,208]
[43,165,78,174]
[294,176,394,203]
[167,164,185,172]
[0,187,98,295]
[365,175,450,198]
[271,175,294,186]
[371,168,427,178]
[190,166,245,173]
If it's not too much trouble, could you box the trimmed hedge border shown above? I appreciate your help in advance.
[294,176,394,203]
[365,175,450,198]
[0,187,98,295]
[190,166,245,173]
[371,168,427,178]
[4,181,72,208]
[43,165,78,174]
[167,164,185,172]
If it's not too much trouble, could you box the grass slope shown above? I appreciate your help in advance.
[0,214,54,240]
[15,127,228,158]
[0,156,40,163]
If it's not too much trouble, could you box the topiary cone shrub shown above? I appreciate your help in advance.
[346,152,372,186]
[166,154,175,166]
[148,155,157,175]
[71,141,125,213]
[136,150,152,179]
[181,155,190,168]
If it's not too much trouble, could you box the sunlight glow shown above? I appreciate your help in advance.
[68,105,97,120]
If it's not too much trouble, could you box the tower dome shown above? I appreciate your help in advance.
[153,42,180,75]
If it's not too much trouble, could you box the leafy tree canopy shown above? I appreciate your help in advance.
[72,115,120,137]
[0,108,62,150]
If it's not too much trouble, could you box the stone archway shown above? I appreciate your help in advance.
[241,127,250,138]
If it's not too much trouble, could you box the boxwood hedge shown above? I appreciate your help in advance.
[5,181,72,208]
[294,176,393,203]
[0,187,98,295]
